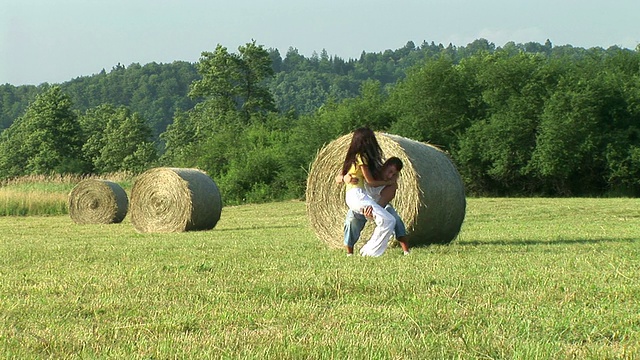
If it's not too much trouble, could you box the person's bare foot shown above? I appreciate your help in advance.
[346,245,354,256]
[399,239,409,255]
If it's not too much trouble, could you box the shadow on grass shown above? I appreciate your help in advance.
[456,237,637,246]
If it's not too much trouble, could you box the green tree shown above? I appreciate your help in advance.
[529,55,638,195]
[302,79,395,138]
[159,110,199,166]
[0,86,86,178]
[79,104,116,168]
[0,121,29,178]
[282,47,307,72]
[268,48,283,73]
[80,104,157,173]
[270,71,331,114]
[97,109,157,173]
[161,40,281,203]
[388,56,481,149]
[460,51,550,192]
[606,61,640,194]
[189,41,276,122]
[189,45,243,115]
[237,41,278,117]
[0,84,40,131]
[529,80,605,194]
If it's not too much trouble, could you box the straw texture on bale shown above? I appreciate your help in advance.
[68,179,128,224]
[305,133,466,248]
[130,167,222,233]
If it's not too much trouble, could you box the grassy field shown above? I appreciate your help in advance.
[0,198,639,359]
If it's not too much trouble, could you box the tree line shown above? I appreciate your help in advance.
[0,39,558,136]
[1,39,639,202]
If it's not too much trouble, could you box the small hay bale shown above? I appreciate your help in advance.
[68,179,128,224]
[130,167,222,233]
[305,133,466,248]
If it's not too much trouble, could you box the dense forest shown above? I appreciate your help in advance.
[1,39,639,203]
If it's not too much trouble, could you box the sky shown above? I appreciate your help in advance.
[1,0,639,86]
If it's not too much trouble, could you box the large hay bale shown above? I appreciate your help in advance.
[130,168,222,233]
[68,179,128,224]
[305,133,466,248]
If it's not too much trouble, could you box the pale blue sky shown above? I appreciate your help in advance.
[1,0,638,85]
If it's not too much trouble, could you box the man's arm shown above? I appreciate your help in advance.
[361,165,393,187]
[377,183,397,207]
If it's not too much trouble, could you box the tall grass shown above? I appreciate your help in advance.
[0,189,68,216]
[0,173,134,216]
[0,198,638,359]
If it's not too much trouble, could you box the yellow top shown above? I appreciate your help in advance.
[345,154,367,191]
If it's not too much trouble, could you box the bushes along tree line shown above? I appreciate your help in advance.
[1,39,639,203]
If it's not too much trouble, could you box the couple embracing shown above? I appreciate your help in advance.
[335,127,410,257]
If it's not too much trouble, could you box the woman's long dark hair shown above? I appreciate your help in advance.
[341,127,384,177]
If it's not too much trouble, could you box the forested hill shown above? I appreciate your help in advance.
[0,61,199,137]
[2,40,426,135]
[1,39,563,136]
[1,39,639,201]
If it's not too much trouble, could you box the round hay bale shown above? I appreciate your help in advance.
[305,133,466,248]
[130,167,222,233]
[68,179,128,224]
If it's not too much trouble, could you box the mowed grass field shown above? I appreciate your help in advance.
[1,197,639,359]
